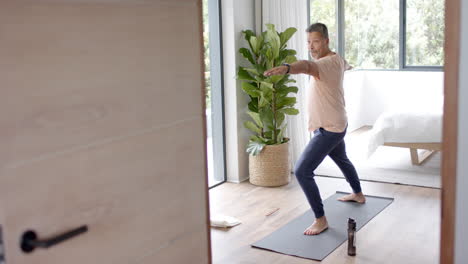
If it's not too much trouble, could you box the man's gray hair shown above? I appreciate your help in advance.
[306,23,329,39]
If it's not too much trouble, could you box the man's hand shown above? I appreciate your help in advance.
[264,66,288,77]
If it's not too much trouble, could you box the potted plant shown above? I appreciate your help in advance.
[237,24,299,187]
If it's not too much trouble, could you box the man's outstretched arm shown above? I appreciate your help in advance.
[263,60,319,78]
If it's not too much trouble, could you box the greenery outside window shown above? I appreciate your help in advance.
[308,0,444,70]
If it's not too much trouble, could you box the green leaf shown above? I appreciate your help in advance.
[247,111,263,127]
[260,81,274,91]
[277,128,284,143]
[284,55,297,64]
[242,29,255,41]
[244,121,261,134]
[277,86,299,96]
[259,95,269,108]
[280,27,297,48]
[244,67,259,76]
[279,49,297,61]
[266,30,280,59]
[261,89,272,103]
[265,24,276,32]
[259,45,268,58]
[265,52,274,69]
[265,48,273,60]
[254,64,266,76]
[237,67,255,81]
[256,34,264,55]
[259,108,274,130]
[247,140,266,156]
[248,99,258,112]
[276,97,297,108]
[276,76,295,87]
[269,75,284,84]
[249,36,258,55]
[264,24,280,60]
[242,29,256,52]
[259,82,273,104]
[239,48,255,65]
[241,82,260,97]
[251,135,267,143]
[280,108,299,115]
[254,74,266,83]
[284,79,296,84]
[276,112,285,127]
[277,124,287,143]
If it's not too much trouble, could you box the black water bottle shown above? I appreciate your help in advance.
[347,218,356,256]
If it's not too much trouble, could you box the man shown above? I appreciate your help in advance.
[264,23,366,236]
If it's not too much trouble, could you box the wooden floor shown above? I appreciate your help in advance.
[209,176,440,264]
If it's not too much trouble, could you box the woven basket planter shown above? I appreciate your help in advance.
[249,141,290,187]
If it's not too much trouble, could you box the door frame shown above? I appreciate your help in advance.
[201,0,461,262]
[440,0,460,263]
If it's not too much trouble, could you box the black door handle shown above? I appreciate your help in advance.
[20,225,88,253]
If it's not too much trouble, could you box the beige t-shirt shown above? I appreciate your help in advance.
[307,54,351,133]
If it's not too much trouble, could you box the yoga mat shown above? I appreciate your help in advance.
[251,191,394,260]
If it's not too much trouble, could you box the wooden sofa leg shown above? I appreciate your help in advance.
[410,148,437,165]
[410,148,419,165]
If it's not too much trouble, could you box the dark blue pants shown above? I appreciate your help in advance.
[294,127,362,218]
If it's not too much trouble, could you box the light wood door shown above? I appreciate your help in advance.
[0,0,211,263]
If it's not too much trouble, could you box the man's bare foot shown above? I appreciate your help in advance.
[304,216,328,235]
[338,192,366,203]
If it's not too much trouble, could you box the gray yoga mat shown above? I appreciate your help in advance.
[251,191,394,261]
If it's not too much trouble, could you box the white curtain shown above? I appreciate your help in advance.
[262,0,310,168]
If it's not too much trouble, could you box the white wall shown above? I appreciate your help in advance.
[222,0,256,183]
[455,0,468,263]
[344,71,444,132]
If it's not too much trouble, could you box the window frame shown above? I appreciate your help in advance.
[206,0,227,189]
[308,0,444,71]
[400,0,444,71]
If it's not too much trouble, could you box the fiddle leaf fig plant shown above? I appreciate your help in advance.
[237,24,299,156]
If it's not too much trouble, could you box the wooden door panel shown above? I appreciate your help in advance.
[2,118,208,263]
[0,0,210,263]
[0,1,203,168]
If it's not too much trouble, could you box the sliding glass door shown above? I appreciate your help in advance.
[203,0,226,188]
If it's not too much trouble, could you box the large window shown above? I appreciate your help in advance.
[405,0,445,67]
[345,0,399,69]
[309,0,444,70]
[203,0,226,188]
[310,0,338,52]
